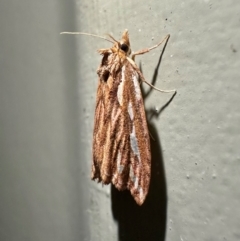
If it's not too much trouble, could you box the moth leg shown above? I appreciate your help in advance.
[149,131,155,141]
[132,34,170,61]
[143,79,176,93]
[98,48,112,55]
[136,68,176,94]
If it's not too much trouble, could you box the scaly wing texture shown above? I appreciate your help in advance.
[92,53,151,205]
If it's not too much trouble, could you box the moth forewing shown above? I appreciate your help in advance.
[124,64,151,205]
[61,29,175,205]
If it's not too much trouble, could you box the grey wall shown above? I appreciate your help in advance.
[1,1,240,241]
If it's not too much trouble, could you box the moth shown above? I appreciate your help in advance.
[61,30,175,205]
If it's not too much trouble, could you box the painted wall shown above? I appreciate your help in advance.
[1,1,239,240]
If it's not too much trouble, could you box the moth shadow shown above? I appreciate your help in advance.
[141,33,170,99]
[111,37,175,241]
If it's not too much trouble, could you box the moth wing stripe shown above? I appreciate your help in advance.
[116,151,124,174]
[117,65,126,106]
[130,126,141,162]
[128,102,134,120]
[132,73,141,100]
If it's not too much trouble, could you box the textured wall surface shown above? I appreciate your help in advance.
[1,0,240,241]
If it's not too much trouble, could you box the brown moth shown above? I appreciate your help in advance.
[61,30,175,205]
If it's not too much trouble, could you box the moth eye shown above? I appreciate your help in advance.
[120,43,129,53]
[102,70,110,82]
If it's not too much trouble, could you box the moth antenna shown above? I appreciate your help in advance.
[106,34,120,45]
[60,32,115,44]
[143,80,176,94]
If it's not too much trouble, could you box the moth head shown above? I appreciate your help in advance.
[107,29,131,56]
[119,29,131,56]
